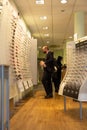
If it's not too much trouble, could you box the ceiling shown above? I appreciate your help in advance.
[11,0,87,50]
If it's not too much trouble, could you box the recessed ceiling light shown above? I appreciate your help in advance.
[42,26,48,30]
[36,0,44,4]
[40,16,47,20]
[60,0,67,4]
[44,34,49,37]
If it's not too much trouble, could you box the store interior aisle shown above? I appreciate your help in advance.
[10,84,87,130]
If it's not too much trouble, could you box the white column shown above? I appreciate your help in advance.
[74,12,85,39]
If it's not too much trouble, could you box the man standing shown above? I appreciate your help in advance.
[40,46,54,99]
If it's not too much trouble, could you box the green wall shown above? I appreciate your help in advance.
[54,49,63,59]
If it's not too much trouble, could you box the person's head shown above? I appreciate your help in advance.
[42,46,49,54]
[57,56,63,62]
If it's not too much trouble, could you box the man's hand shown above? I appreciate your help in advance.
[40,61,46,67]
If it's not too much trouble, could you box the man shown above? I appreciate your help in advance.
[40,46,54,99]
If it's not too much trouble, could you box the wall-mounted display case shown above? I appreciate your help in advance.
[0,0,37,100]
[59,37,87,101]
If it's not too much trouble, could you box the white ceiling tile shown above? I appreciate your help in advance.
[12,0,87,48]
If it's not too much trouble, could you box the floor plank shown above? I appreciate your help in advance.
[10,85,87,130]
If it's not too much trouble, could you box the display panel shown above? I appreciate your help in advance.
[27,79,33,88]
[23,81,29,90]
[17,80,24,92]
[59,38,87,101]
[0,0,34,97]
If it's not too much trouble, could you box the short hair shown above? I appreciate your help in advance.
[42,46,49,50]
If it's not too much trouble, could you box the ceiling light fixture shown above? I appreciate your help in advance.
[42,26,48,30]
[40,16,47,20]
[36,0,44,4]
[60,0,67,4]
[44,34,49,37]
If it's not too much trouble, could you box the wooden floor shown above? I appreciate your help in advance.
[10,84,87,130]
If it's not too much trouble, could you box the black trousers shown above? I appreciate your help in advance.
[52,72,61,92]
[52,78,60,92]
[42,70,53,96]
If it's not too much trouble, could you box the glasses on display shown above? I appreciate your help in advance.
[63,81,81,99]
[59,39,87,99]
[9,17,33,82]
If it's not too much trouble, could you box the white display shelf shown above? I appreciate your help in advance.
[0,0,34,97]
[59,39,87,101]
[59,38,87,119]
[8,7,33,88]
[0,0,38,100]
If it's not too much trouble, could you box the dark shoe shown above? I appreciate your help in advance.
[73,99,79,102]
[45,94,53,99]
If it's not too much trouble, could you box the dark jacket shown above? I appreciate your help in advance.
[52,56,63,80]
[56,56,63,79]
[44,51,54,73]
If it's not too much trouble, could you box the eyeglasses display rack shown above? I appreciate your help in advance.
[58,37,87,119]
[7,2,33,93]
[0,0,34,99]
